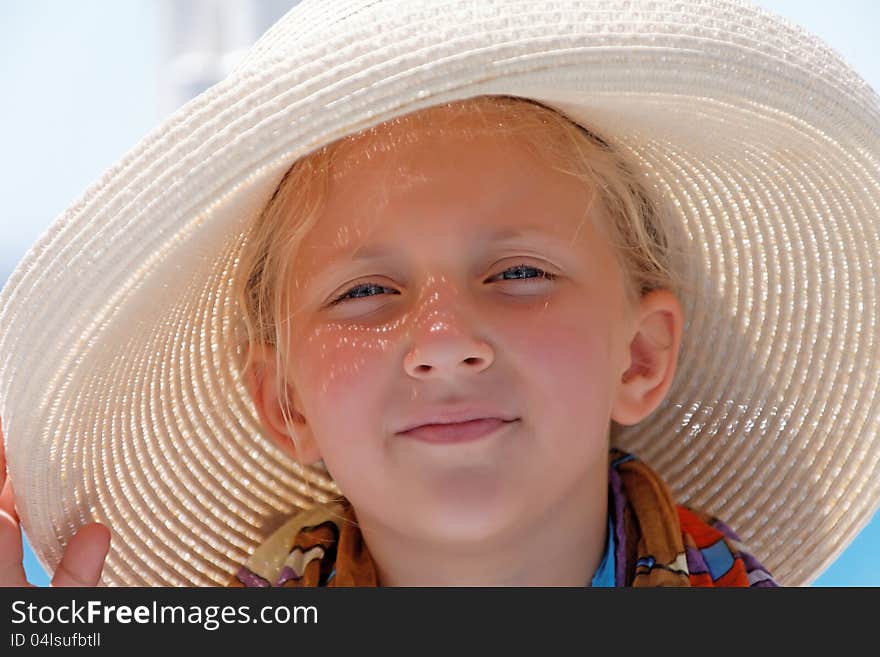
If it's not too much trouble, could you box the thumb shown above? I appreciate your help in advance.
[51,523,111,587]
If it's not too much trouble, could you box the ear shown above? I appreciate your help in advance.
[242,343,324,465]
[611,288,684,426]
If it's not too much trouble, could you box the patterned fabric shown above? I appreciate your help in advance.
[609,449,777,587]
[228,448,778,587]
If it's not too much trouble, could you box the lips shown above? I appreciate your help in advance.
[399,418,517,444]
[396,407,518,434]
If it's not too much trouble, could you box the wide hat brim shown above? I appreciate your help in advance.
[2,0,879,586]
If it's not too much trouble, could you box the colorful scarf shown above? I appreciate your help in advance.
[228,449,778,587]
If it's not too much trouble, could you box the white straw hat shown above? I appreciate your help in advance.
[2,0,879,587]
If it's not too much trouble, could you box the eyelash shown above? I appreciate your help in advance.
[328,264,557,306]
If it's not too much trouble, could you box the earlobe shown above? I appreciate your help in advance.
[611,289,684,426]
[243,343,324,465]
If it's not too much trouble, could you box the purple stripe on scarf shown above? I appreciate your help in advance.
[275,566,302,586]
[712,517,778,585]
[608,461,628,587]
[685,546,709,575]
[235,566,270,587]
[737,549,766,574]
[737,552,779,586]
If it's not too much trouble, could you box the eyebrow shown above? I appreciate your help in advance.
[347,225,573,262]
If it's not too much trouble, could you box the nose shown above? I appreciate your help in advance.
[402,307,495,379]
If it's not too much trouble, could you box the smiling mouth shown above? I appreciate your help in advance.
[399,418,518,444]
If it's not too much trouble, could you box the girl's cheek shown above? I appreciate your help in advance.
[294,323,396,398]
[514,312,612,395]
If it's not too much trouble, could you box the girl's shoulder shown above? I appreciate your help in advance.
[676,504,779,587]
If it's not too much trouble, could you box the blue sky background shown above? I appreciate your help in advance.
[1,1,878,586]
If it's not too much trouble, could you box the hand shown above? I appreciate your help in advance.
[0,416,111,587]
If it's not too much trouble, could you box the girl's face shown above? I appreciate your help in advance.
[281,109,641,546]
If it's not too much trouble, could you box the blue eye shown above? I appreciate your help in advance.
[328,264,555,306]
[493,264,556,282]
[330,282,400,305]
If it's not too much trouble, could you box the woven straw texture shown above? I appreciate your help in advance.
[1,0,879,586]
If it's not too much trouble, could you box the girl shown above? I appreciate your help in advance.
[2,0,878,588]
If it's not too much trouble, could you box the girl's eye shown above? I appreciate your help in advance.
[489,264,556,284]
[328,264,556,306]
[329,282,400,306]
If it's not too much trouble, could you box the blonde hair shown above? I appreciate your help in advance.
[233,94,688,467]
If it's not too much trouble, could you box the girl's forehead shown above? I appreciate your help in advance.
[327,100,562,178]
[330,136,488,189]
[313,134,595,248]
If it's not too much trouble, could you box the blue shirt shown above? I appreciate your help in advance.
[589,512,616,587]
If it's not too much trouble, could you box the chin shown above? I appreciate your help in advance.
[406,488,525,548]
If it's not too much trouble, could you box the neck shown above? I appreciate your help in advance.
[355,470,609,587]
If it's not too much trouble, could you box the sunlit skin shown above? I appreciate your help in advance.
[245,103,684,587]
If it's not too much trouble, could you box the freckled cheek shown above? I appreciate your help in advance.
[292,326,397,488]
[292,325,393,407]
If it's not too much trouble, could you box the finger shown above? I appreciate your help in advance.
[0,479,29,587]
[0,415,6,497]
[0,416,18,524]
[0,480,18,526]
[0,468,18,529]
[0,415,30,587]
[51,523,111,587]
